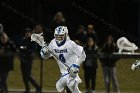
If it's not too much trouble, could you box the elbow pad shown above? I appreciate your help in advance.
[76,50,86,66]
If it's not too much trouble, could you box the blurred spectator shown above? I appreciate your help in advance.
[83,37,98,93]
[100,35,120,93]
[0,23,4,33]
[33,24,44,34]
[0,32,16,93]
[18,28,40,93]
[86,24,99,44]
[74,25,87,45]
[33,24,53,43]
[50,11,66,32]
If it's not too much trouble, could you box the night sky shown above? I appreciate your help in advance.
[0,0,139,45]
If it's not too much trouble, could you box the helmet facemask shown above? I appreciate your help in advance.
[55,34,66,44]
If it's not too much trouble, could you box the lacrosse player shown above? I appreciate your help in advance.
[40,26,86,93]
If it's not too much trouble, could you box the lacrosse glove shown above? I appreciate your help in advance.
[131,60,140,70]
[40,45,50,59]
[68,64,79,77]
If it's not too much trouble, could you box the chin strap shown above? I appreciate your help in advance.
[56,38,66,47]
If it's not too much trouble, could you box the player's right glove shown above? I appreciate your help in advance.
[68,64,79,78]
[131,60,140,70]
[41,45,49,54]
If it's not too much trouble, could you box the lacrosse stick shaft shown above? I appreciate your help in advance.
[43,46,70,69]
[31,34,78,78]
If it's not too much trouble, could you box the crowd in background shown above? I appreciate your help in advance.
[0,11,121,93]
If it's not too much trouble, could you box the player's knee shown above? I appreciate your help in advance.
[56,81,64,92]
[67,81,81,93]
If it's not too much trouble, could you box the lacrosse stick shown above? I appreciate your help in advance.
[117,37,138,53]
[31,33,70,69]
[131,60,140,70]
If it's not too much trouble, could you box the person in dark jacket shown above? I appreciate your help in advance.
[0,32,16,93]
[74,25,87,46]
[86,24,99,45]
[19,28,40,93]
[83,37,98,93]
[100,35,120,93]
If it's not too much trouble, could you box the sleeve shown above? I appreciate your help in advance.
[28,41,37,54]
[10,41,16,53]
[71,41,86,66]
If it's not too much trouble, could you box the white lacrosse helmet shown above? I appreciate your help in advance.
[54,26,68,45]
[117,37,138,53]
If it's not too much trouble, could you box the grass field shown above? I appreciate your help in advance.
[7,57,140,93]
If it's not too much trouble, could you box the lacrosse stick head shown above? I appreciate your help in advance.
[31,33,45,47]
[131,60,140,70]
[117,37,138,53]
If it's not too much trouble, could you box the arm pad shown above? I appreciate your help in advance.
[75,50,86,66]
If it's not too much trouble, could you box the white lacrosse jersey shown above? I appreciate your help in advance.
[48,38,84,74]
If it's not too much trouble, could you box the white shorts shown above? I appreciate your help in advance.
[56,73,82,93]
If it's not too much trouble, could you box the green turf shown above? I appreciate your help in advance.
[7,57,140,92]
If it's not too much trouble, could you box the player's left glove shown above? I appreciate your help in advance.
[40,45,50,59]
[68,64,79,78]
[131,60,140,70]
[41,45,49,55]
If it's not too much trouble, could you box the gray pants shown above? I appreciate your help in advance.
[103,67,120,93]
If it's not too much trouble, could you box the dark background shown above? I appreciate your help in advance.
[0,0,140,46]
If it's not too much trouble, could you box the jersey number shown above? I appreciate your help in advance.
[59,54,66,63]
